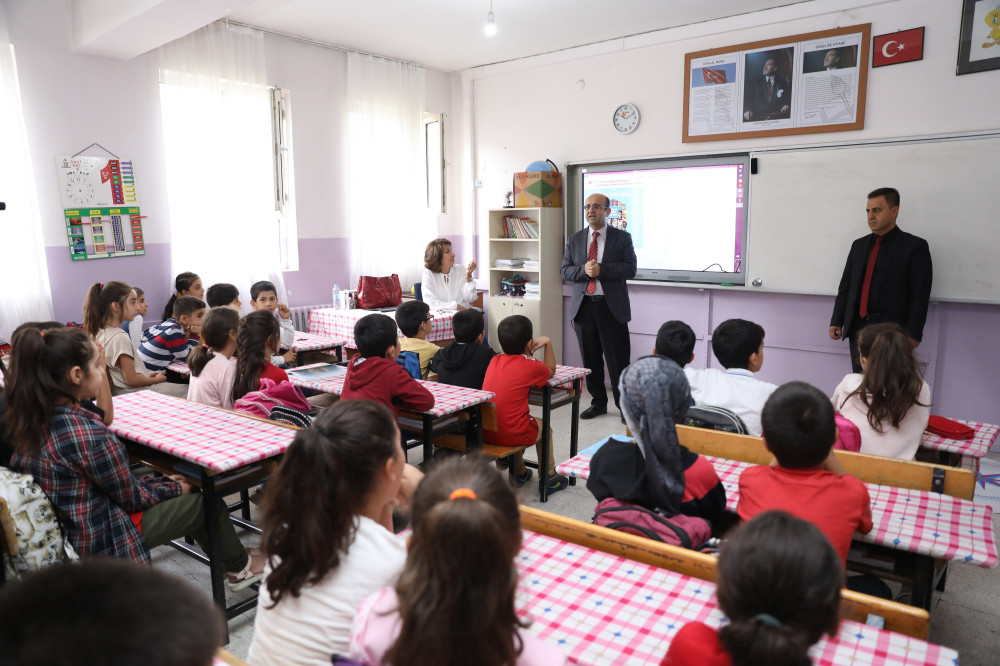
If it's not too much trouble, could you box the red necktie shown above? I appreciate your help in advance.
[859,236,884,319]
[766,79,772,100]
[586,230,599,295]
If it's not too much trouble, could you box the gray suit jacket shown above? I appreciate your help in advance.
[561,225,637,324]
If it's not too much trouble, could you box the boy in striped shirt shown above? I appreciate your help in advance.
[137,296,205,370]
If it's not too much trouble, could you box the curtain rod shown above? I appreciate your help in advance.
[223,19,452,74]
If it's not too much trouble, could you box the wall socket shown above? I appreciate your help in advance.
[474,179,484,187]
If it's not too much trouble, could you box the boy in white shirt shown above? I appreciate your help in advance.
[684,318,777,436]
[250,280,296,367]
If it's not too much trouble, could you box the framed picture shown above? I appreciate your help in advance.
[683,24,870,143]
[958,0,1000,75]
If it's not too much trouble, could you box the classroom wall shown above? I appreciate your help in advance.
[9,0,462,320]
[462,0,1000,425]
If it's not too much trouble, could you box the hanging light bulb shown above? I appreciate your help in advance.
[484,1,497,36]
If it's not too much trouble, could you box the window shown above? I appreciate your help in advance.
[425,112,445,214]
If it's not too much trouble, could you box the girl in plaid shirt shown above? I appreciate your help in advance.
[6,326,264,588]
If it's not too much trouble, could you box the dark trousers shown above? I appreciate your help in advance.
[847,315,882,373]
[573,296,631,410]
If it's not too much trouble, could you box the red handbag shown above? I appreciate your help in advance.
[926,415,975,439]
[356,274,403,310]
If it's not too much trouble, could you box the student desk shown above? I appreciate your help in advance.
[307,306,455,350]
[920,420,999,461]
[558,438,998,610]
[517,530,958,665]
[285,365,495,461]
[528,365,590,502]
[283,331,344,365]
[108,391,296,636]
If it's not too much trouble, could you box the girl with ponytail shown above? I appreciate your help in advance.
[231,310,287,403]
[661,510,842,666]
[349,456,567,666]
[833,322,930,459]
[187,307,240,410]
[161,272,204,323]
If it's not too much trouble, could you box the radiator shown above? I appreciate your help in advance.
[289,303,334,332]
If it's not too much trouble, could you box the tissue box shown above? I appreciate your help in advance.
[513,171,562,208]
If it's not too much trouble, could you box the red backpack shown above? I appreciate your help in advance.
[593,498,711,550]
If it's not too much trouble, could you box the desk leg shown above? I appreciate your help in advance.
[466,405,483,452]
[201,472,229,642]
[911,555,935,611]
[335,344,343,363]
[538,387,553,503]
[569,379,581,487]
[423,415,434,464]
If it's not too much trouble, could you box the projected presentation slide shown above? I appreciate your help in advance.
[583,163,745,275]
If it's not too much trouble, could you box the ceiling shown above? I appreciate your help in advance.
[227,0,818,71]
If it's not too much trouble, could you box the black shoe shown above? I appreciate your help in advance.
[546,474,569,495]
[621,415,626,424]
[513,469,533,487]
[580,405,608,420]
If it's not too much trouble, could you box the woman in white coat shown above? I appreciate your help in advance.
[421,238,477,310]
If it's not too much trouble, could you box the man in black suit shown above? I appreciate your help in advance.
[743,56,791,121]
[830,187,932,372]
[561,193,637,422]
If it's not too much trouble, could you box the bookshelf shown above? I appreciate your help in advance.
[487,207,564,361]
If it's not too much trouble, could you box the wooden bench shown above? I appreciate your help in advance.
[434,402,531,483]
[520,505,932,640]
[674,424,976,501]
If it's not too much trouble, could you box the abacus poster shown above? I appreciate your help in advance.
[56,155,145,261]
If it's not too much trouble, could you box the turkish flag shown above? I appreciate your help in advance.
[702,67,727,84]
[873,27,925,67]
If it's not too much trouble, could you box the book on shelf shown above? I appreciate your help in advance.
[494,258,528,268]
[502,216,540,239]
[522,260,540,270]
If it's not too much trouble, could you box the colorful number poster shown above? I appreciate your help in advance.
[56,155,145,261]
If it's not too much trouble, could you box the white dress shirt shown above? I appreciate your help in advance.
[684,367,778,436]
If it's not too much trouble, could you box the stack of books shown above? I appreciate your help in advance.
[494,258,526,268]
[524,281,541,300]
[502,216,540,239]
[522,259,540,270]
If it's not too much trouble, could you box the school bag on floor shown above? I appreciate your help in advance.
[593,498,711,550]
[683,405,747,434]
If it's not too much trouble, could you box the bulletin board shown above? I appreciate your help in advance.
[56,155,145,261]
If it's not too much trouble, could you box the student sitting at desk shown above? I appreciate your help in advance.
[341,313,434,418]
[654,320,696,368]
[832,322,930,460]
[429,308,495,390]
[187,307,240,410]
[232,310,289,403]
[738,381,873,566]
[251,280,296,367]
[395,300,439,379]
[205,282,243,311]
[5,326,264,587]
[137,295,205,371]
[685,318,777,436]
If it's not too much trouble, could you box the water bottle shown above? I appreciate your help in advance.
[332,284,342,311]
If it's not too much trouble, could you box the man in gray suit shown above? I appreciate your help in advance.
[561,193,637,422]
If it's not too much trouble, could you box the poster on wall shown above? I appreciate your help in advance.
[56,155,145,261]
[683,24,870,143]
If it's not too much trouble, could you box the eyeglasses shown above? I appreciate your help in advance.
[425,314,435,322]
[583,204,607,211]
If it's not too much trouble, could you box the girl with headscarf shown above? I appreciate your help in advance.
[587,355,726,525]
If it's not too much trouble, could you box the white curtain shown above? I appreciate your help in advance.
[158,22,286,309]
[347,53,430,289]
[0,0,53,339]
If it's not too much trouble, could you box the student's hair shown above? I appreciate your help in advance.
[354,313,399,358]
[0,559,224,666]
[452,308,485,344]
[231,310,281,402]
[497,314,532,355]
[384,456,525,666]
[867,186,900,208]
[162,271,200,321]
[250,280,277,301]
[172,295,205,319]
[711,318,765,370]
[423,237,452,272]
[134,286,145,298]
[845,322,927,432]
[83,280,133,335]
[261,400,399,606]
[654,320,696,367]
[761,381,836,468]
[188,307,240,378]
[715,511,842,666]
[206,282,239,308]
[5,326,97,453]
[396,300,430,338]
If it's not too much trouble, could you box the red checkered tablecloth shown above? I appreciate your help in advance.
[557,439,998,568]
[517,530,959,665]
[920,420,998,458]
[289,331,344,353]
[286,365,494,418]
[166,360,191,376]
[109,391,295,473]
[549,364,590,388]
[308,307,455,348]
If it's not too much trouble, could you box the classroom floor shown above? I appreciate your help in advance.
[150,392,1000,665]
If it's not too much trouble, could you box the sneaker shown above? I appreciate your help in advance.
[227,552,266,592]
[513,468,533,487]
[546,474,569,495]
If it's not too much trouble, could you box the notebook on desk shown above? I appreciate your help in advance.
[288,363,348,380]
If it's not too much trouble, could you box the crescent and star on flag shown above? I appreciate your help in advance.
[881,40,904,58]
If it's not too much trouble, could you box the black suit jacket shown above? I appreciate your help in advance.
[561,225,637,324]
[831,226,932,341]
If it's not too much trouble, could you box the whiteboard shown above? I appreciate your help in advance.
[746,134,1000,303]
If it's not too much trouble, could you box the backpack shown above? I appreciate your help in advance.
[235,377,312,420]
[684,405,748,434]
[593,498,711,550]
[1,469,79,581]
[269,405,312,428]
[833,413,862,452]
[396,350,421,379]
